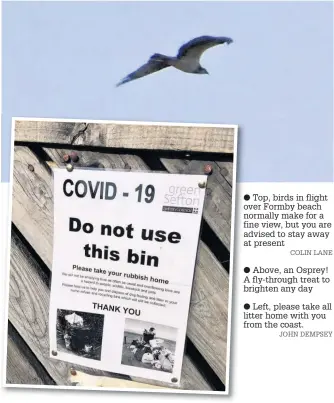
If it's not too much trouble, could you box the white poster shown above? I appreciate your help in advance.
[49,168,207,385]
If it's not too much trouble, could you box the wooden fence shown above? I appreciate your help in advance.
[6,119,237,392]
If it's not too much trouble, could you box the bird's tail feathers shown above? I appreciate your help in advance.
[149,53,170,63]
[116,75,132,87]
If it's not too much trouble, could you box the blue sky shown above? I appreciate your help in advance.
[2,1,333,182]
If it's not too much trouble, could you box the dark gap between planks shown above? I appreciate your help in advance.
[10,224,223,390]
[15,141,234,163]
[185,339,225,392]
[12,223,52,289]
[201,221,230,273]
[29,144,53,162]
[7,321,57,385]
[28,144,54,175]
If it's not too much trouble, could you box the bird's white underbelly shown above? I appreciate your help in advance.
[170,58,199,73]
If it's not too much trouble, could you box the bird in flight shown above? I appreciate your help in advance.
[116,35,233,87]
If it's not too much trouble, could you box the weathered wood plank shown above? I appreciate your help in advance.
[177,354,212,391]
[8,227,212,390]
[215,161,234,187]
[15,120,236,154]
[161,159,232,250]
[6,337,49,385]
[43,148,149,171]
[12,146,229,384]
[188,243,229,382]
[12,146,54,268]
[9,229,72,385]
[6,322,56,385]
[69,371,168,389]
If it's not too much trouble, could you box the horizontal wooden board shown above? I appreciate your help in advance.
[14,120,236,154]
[11,146,229,385]
[69,371,168,389]
[8,228,211,390]
[43,147,150,172]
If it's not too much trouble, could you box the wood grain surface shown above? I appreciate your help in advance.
[15,120,236,154]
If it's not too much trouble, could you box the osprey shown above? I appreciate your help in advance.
[116,35,233,87]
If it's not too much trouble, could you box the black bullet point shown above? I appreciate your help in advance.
[244,194,250,201]
[244,267,250,273]
[244,303,250,310]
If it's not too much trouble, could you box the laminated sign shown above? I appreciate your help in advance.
[49,168,207,385]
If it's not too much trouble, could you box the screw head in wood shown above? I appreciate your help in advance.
[28,164,34,172]
[63,154,71,163]
[66,164,74,172]
[198,181,206,188]
[70,368,77,376]
[204,164,213,175]
[70,152,79,163]
[51,350,57,356]
[171,377,178,383]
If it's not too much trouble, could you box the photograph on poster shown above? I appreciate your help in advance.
[122,318,177,373]
[56,309,104,361]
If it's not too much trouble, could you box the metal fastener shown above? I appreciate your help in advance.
[70,368,77,376]
[204,164,213,175]
[70,152,79,163]
[171,377,178,383]
[63,154,71,163]
[198,181,206,188]
[28,164,34,172]
[51,350,58,356]
[66,164,74,172]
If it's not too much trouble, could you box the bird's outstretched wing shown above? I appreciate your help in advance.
[116,59,170,87]
[177,35,233,61]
